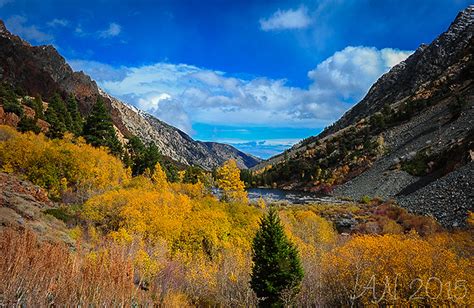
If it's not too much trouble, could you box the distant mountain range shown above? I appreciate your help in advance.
[0,21,261,170]
[252,6,474,227]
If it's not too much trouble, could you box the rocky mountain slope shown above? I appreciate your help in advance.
[253,6,474,227]
[0,172,73,245]
[0,21,260,170]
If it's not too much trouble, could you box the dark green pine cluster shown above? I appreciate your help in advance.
[251,207,304,307]
[45,94,83,138]
[0,84,182,179]
[124,135,179,181]
[82,97,122,156]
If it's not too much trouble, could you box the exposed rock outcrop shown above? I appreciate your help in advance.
[0,20,260,169]
[253,6,474,227]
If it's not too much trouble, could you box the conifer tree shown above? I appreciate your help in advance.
[32,95,44,119]
[18,116,41,134]
[66,95,83,135]
[82,97,122,156]
[45,95,67,139]
[250,207,304,307]
[0,83,23,117]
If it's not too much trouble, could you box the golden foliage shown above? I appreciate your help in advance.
[84,187,193,244]
[215,159,248,203]
[151,162,168,190]
[321,234,473,306]
[0,126,130,200]
[1,126,472,307]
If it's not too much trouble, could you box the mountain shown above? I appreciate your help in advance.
[0,21,260,170]
[252,6,474,227]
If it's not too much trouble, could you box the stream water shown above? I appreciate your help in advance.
[246,188,347,205]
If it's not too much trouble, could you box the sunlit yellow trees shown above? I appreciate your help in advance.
[83,187,192,244]
[0,126,130,201]
[151,162,168,190]
[215,159,248,203]
[321,234,473,306]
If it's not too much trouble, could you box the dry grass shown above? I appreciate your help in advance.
[0,228,150,306]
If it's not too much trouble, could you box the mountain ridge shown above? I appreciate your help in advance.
[0,20,260,170]
[251,5,474,227]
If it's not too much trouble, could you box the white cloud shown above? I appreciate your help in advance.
[71,46,412,135]
[5,15,53,43]
[260,6,311,31]
[47,18,69,27]
[69,59,130,81]
[305,46,412,110]
[99,22,122,38]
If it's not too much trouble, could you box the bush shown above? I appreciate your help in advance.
[321,234,473,306]
[0,126,130,201]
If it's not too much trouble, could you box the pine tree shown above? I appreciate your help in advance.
[45,100,67,139]
[18,116,41,134]
[45,94,70,138]
[250,207,304,307]
[32,96,44,119]
[66,95,83,135]
[82,97,122,156]
[0,83,23,117]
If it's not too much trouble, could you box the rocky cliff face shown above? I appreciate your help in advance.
[253,6,474,227]
[0,21,260,170]
[321,5,474,137]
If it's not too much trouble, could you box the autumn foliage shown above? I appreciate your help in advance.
[0,125,130,201]
[0,127,472,307]
[216,159,248,203]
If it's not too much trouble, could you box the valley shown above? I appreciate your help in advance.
[0,3,472,307]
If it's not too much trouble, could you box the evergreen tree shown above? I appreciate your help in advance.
[18,116,41,134]
[183,165,205,184]
[66,95,83,135]
[0,83,23,117]
[33,95,45,119]
[126,135,146,174]
[82,98,122,156]
[250,207,304,307]
[135,143,161,175]
[45,97,67,139]
[25,96,44,120]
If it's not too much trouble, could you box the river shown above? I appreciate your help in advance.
[246,188,347,205]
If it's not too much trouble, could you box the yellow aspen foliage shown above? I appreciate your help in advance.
[321,234,473,306]
[83,188,193,244]
[175,206,232,256]
[280,209,336,257]
[151,162,168,190]
[170,181,206,199]
[216,159,248,203]
[134,249,163,283]
[0,125,130,200]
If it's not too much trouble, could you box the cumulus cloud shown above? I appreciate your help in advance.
[5,15,53,43]
[71,46,412,136]
[99,22,122,38]
[47,18,69,27]
[260,6,311,31]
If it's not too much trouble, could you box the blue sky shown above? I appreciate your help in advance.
[1,0,470,158]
